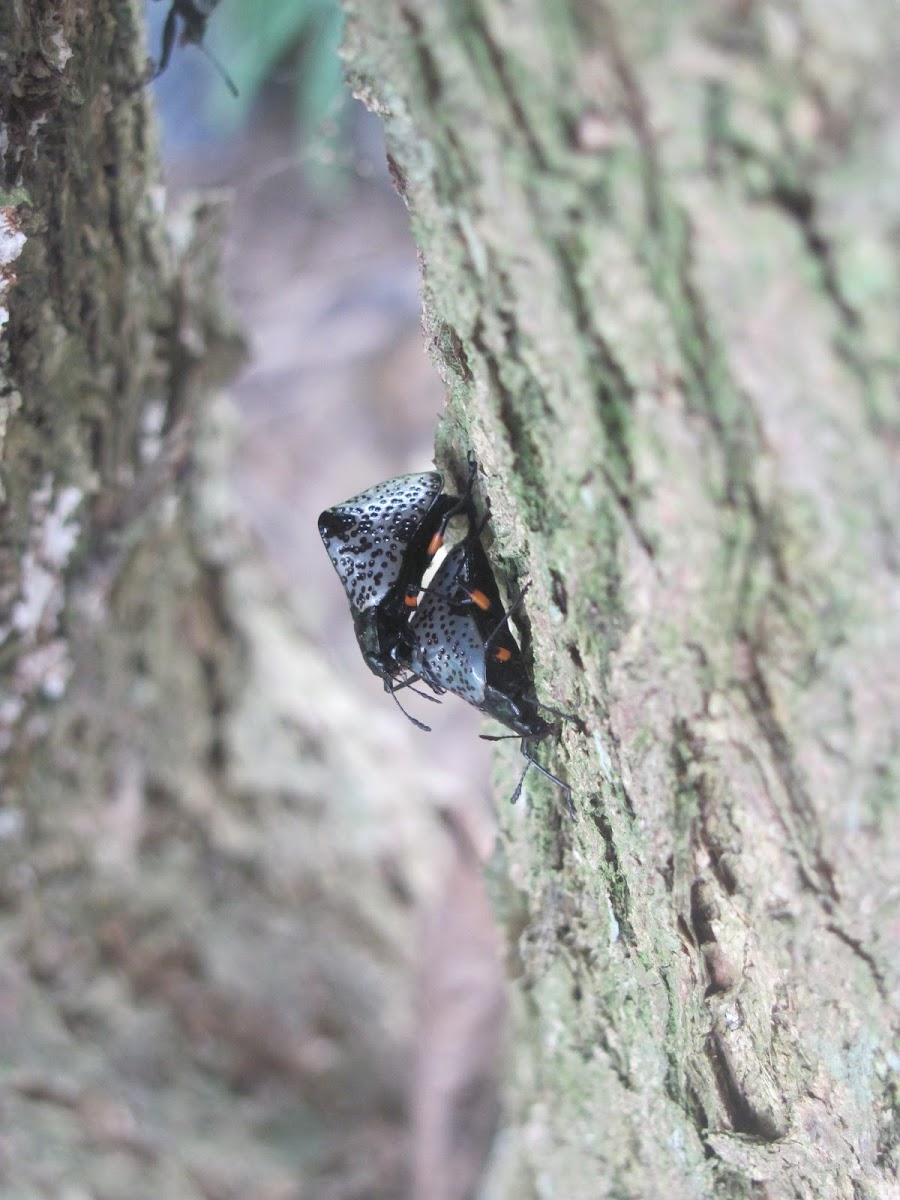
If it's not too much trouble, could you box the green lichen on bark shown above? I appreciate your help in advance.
[344,0,900,1195]
[1,0,173,758]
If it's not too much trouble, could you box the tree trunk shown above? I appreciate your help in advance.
[2,4,453,1197]
[344,2,900,1196]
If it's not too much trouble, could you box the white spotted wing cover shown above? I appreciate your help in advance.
[410,544,486,704]
[318,472,443,612]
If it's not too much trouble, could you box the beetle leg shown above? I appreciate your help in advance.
[154,4,179,78]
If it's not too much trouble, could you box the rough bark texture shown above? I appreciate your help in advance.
[344,2,900,1196]
[2,5,458,1198]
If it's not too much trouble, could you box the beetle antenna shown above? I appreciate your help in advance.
[196,41,239,96]
[509,756,531,806]
[483,584,531,653]
[481,734,573,815]
[389,672,443,701]
[388,687,432,732]
[519,741,574,816]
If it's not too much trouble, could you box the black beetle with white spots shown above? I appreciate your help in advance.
[318,459,571,812]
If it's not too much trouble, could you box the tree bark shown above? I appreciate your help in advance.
[344,2,900,1196]
[2,5,454,1197]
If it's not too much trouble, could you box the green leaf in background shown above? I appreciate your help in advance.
[295,2,344,137]
[205,0,349,186]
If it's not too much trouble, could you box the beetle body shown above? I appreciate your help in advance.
[410,533,570,811]
[318,458,571,811]
[318,464,476,690]
[409,535,549,737]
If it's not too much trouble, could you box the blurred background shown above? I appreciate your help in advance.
[146,2,503,1196]
[149,0,494,784]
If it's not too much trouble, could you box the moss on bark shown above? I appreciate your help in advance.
[344,2,900,1195]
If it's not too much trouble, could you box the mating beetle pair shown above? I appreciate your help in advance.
[318,460,479,718]
[318,460,571,812]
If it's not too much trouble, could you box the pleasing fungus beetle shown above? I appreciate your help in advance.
[318,458,477,727]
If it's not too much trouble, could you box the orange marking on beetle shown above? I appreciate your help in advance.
[467,589,491,611]
[427,531,444,557]
[404,593,419,608]
[493,646,512,663]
